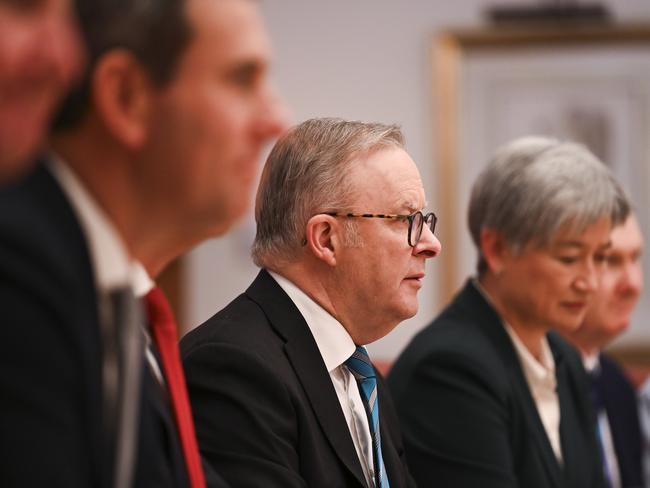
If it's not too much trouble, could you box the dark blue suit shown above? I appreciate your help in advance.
[594,353,644,488]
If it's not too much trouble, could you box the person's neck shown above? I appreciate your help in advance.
[51,126,218,280]
[276,261,388,346]
[52,129,139,245]
[479,274,547,361]
[274,262,336,316]
[567,334,599,359]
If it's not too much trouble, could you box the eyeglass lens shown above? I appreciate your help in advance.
[409,212,437,246]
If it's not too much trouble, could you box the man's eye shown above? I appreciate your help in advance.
[605,254,622,266]
[1,0,44,12]
[231,71,254,88]
[228,64,261,90]
[558,256,578,264]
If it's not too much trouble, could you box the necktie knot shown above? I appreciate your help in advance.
[345,345,376,381]
[145,286,176,337]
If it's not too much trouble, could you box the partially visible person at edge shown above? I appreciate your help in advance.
[388,136,629,488]
[563,213,644,488]
[0,0,82,181]
[0,0,286,486]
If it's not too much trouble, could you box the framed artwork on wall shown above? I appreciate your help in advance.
[433,24,650,359]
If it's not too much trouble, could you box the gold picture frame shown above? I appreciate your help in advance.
[434,23,650,298]
[433,23,650,364]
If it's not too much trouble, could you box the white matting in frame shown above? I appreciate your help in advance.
[434,27,650,350]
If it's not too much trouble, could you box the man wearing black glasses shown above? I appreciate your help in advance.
[181,117,440,488]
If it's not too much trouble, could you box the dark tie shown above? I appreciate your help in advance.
[145,287,206,488]
[590,367,613,488]
[345,346,390,488]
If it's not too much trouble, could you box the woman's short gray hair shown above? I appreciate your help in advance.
[252,117,405,269]
[468,136,630,275]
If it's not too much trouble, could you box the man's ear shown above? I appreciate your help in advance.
[304,215,342,267]
[480,227,510,275]
[91,49,153,149]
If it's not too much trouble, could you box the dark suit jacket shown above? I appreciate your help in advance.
[0,162,197,487]
[595,353,644,488]
[387,280,606,488]
[181,269,415,488]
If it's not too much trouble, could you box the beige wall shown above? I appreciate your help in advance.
[185,0,650,361]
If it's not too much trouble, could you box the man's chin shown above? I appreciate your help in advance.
[611,319,631,335]
[0,141,40,183]
[398,300,419,321]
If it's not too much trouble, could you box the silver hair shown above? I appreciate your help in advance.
[252,117,405,269]
[468,135,630,275]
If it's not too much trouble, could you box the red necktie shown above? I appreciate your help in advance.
[145,287,206,488]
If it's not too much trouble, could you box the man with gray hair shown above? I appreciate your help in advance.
[389,136,628,488]
[181,117,440,487]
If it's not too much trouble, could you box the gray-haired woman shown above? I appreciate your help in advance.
[388,136,628,488]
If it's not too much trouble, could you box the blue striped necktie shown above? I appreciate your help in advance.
[345,346,390,488]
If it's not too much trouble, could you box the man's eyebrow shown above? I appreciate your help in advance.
[555,241,584,248]
[398,199,427,213]
[554,240,612,249]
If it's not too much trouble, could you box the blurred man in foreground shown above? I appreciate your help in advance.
[564,213,644,488]
[0,0,82,181]
[0,0,285,486]
[182,118,440,487]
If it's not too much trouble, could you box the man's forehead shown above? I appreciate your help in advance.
[611,227,644,253]
[186,0,271,58]
[350,148,425,209]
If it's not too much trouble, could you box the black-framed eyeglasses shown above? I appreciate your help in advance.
[323,211,437,247]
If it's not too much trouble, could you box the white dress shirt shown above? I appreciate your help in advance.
[584,353,622,488]
[48,155,138,293]
[269,271,376,487]
[473,279,563,463]
[505,322,563,463]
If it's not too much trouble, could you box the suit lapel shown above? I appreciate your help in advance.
[460,282,563,488]
[555,350,582,487]
[246,271,367,487]
[509,366,563,488]
[33,163,107,484]
[598,355,634,474]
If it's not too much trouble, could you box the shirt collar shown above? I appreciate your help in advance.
[583,352,600,373]
[48,154,137,292]
[132,262,155,297]
[269,271,356,372]
[504,321,556,389]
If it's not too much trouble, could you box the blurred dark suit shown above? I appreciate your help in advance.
[0,161,194,487]
[181,269,415,488]
[592,353,644,488]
